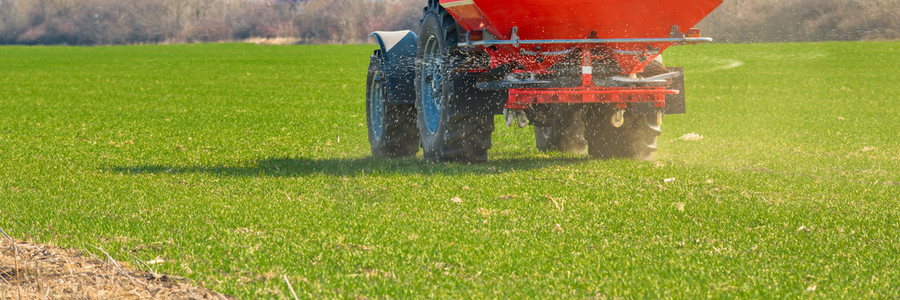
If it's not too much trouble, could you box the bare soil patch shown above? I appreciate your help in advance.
[1,237,234,299]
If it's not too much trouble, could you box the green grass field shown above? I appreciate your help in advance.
[1,41,899,298]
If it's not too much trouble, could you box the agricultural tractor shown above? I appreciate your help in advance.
[366,0,723,162]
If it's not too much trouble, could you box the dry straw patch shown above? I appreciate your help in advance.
[0,236,234,299]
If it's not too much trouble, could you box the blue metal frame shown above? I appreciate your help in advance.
[369,31,418,105]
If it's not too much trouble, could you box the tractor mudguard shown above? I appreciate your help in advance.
[370,31,418,105]
[449,70,507,115]
[664,67,686,114]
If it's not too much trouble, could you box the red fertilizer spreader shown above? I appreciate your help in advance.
[366,0,723,162]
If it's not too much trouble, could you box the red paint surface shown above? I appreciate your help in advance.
[506,87,675,109]
[441,0,722,74]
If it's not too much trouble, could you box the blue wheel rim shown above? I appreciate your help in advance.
[421,35,442,135]
[369,77,385,141]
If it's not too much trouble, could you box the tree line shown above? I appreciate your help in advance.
[0,0,422,45]
[700,0,900,43]
[0,0,897,45]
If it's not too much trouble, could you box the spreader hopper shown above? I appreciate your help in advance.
[443,0,722,73]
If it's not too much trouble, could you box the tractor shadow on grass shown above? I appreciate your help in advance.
[111,155,592,177]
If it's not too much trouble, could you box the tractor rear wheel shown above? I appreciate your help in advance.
[534,105,587,154]
[584,104,661,160]
[581,55,667,160]
[415,5,493,163]
[366,51,419,157]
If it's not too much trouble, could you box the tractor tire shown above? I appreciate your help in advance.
[581,55,667,160]
[366,51,419,158]
[584,104,661,160]
[415,5,493,163]
[534,105,587,154]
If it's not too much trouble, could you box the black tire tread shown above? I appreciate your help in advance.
[582,56,667,160]
[534,106,587,154]
[416,5,492,163]
[584,105,661,160]
[376,104,419,157]
[366,52,419,158]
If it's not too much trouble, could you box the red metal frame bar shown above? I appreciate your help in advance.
[506,87,677,110]
[504,47,678,110]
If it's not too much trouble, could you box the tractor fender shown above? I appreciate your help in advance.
[664,67,686,114]
[370,30,418,105]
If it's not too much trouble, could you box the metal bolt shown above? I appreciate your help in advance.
[611,109,625,128]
